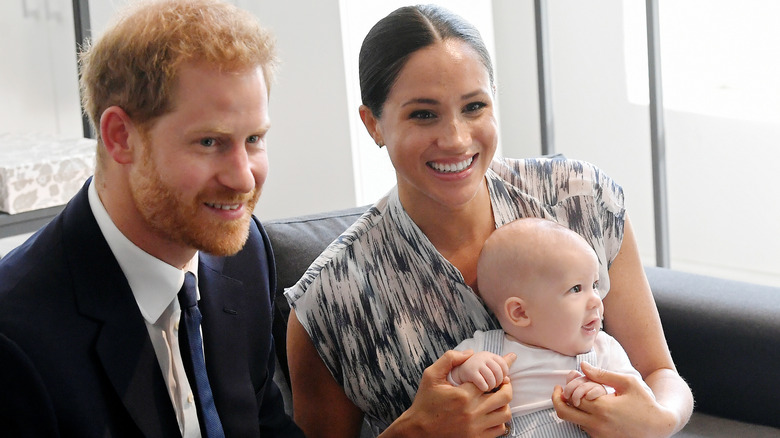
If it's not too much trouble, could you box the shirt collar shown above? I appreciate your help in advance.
[88,180,199,324]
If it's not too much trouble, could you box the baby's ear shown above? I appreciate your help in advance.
[505,297,530,327]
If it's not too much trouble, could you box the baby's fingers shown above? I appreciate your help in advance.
[562,372,587,401]
[565,370,584,383]
[584,384,608,401]
[567,383,589,407]
[479,364,500,391]
[471,372,491,392]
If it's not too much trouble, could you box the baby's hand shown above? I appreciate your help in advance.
[449,351,511,392]
[562,370,610,407]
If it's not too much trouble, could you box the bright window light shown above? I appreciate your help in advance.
[624,0,780,123]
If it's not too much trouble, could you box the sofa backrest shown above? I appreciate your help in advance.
[264,206,368,381]
[646,266,780,428]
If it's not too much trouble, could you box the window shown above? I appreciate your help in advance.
[624,0,780,123]
[622,0,780,286]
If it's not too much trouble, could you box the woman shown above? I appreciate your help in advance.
[286,5,693,437]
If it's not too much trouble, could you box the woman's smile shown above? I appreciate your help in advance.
[426,154,476,174]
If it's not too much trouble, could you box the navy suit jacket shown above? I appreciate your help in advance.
[0,180,303,437]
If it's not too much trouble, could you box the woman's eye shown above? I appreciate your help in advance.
[410,110,436,120]
[569,284,582,293]
[200,138,216,147]
[464,102,487,113]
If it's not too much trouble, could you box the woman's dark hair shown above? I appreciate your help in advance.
[358,4,494,118]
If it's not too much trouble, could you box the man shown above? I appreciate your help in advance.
[0,0,303,436]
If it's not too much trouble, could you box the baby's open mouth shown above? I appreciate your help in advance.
[582,318,601,332]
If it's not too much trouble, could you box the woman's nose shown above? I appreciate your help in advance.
[438,117,470,150]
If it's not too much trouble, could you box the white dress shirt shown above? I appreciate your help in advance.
[88,180,201,437]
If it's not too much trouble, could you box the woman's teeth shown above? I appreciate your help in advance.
[428,156,473,173]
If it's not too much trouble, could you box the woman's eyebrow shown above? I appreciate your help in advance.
[401,97,439,107]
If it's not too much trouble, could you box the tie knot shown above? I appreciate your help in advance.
[178,271,198,309]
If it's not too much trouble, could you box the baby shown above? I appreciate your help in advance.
[449,218,653,437]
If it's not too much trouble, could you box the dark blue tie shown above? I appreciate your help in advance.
[178,272,225,438]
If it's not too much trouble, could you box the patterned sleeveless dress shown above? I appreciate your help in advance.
[285,157,625,434]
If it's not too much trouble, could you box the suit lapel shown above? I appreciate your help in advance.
[198,254,250,405]
[198,254,246,362]
[199,252,269,436]
[62,181,179,437]
[196,218,272,436]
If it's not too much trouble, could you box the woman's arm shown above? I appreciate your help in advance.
[287,311,365,438]
[553,215,693,437]
[288,311,514,438]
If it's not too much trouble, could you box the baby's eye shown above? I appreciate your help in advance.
[593,280,600,290]
[569,284,583,293]
[200,138,217,147]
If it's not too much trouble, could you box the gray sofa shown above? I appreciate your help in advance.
[265,206,780,437]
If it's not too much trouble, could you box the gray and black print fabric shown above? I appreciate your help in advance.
[285,157,625,435]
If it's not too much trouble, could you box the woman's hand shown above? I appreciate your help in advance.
[552,362,679,438]
[383,350,514,438]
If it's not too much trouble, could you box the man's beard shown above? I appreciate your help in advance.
[129,145,259,256]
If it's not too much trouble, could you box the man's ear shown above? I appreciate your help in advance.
[359,104,384,147]
[100,106,137,165]
[505,297,531,327]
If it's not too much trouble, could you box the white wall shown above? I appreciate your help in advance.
[237,0,359,220]
[0,0,82,139]
[491,0,541,160]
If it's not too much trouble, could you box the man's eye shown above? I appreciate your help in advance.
[569,285,582,293]
[200,138,216,147]
[247,135,260,144]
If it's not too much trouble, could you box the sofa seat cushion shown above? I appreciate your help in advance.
[676,412,779,437]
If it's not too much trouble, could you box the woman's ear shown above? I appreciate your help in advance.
[505,296,531,327]
[100,106,137,165]
[359,105,384,147]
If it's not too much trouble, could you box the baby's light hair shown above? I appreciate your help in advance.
[477,218,594,318]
